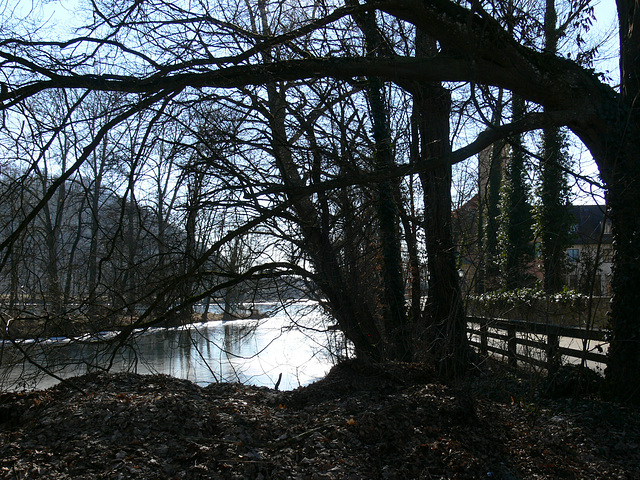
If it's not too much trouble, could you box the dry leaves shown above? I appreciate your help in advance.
[0,360,638,479]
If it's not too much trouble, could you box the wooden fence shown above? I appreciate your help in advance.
[466,316,608,372]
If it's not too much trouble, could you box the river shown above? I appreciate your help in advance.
[0,301,343,392]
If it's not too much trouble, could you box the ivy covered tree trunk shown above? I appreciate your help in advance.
[498,95,534,290]
[486,141,505,290]
[414,31,468,376]
[352,1,411,361]
[537,0,573,294]
[478,92,505,294]
[368,74,411,361]
[538,127,573,293]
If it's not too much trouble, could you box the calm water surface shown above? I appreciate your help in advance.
[0,302,342,391]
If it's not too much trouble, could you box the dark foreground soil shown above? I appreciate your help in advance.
[0,360,638,479]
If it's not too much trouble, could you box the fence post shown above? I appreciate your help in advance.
[507,323,517,367]
[547,331,560,375]
[480,318,488,356]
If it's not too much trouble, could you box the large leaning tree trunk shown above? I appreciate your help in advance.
[603,0,640,401]
[606,141,640,401]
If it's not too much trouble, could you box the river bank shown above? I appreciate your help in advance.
[1,359,638,479]
[1,308,274,342]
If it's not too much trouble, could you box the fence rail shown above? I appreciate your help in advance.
[466,316,608,372]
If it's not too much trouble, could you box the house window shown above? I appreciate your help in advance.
[568,248,580,262]
[604,220,612,234]
[569,223,578,234]
[602,246,613,263]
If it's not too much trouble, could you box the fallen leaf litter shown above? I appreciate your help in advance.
[0,359,638,479]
